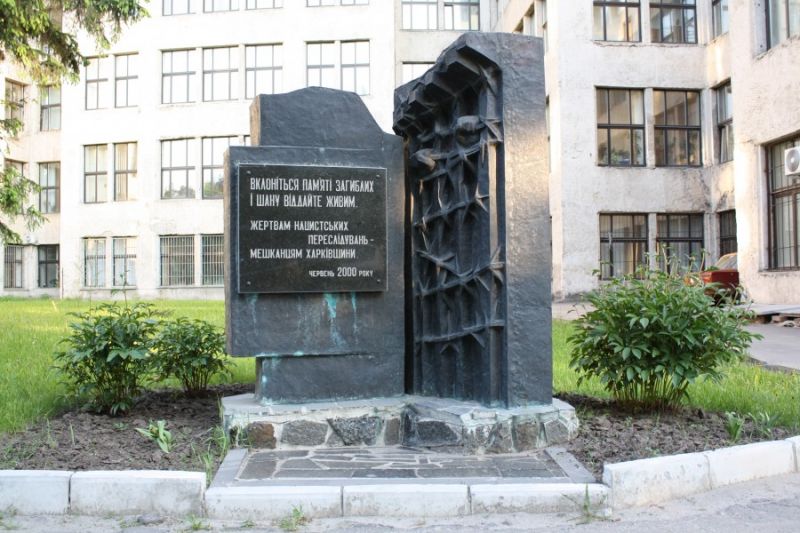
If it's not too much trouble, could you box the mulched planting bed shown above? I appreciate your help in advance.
[559,392,794,478]
[0,387,793,477]
[0,384,250,471]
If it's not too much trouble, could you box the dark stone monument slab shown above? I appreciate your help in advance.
[224,87,405,403]
[393,32,552,407]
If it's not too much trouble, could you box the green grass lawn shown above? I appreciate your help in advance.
[0,298,798,434]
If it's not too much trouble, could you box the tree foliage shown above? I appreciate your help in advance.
[0,0,148,242]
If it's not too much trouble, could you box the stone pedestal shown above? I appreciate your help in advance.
[222,394,578,454]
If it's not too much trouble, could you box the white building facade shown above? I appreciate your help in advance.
[1,0,799,303]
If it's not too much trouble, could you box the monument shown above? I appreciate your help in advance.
[222,33,577,453]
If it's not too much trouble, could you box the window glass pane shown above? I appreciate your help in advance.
[596,89,609,123]
[633,129,645,165]
[608,90,631,124]
[609,129,632,165]
[630,90,644,124]
[665,91,687,125]
[654,90,666,125]
[606,6,629,41]
[687,91,700,125]
[593,6,605,39]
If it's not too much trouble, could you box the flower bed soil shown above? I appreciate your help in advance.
[0,387,791,477]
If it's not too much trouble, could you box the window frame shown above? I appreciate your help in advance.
[162,49,197,104]
[202,136,236,199]
[593,0,641,42]
[3,245,24,289]
[202,46,239,102]
[38,162,60,214]
[306,41,337,89]
[112,237,137,287]
[114,142,137,201]
[246,0,282,8]
[39,85,61,131]
[656,213,705,272]
[443,0,481,31]
[653,89,703,167]
[5,80,25,125]
[114,53,138,108]
[204,0,239,11]
[767,136,800,270]
[596,87,646,167]
[160,235,195,287]
[83,237,106,288]
[85,56,108,110]
[715,81,733,163]
[599,213,649,279]
[340,40,370,96]
[37,244,59,289]
[767,0,800,49]
[650,0,698,44]
[401,0,438,30]
[245,43,282,98]
[84,144,108,204]
[201,234,225,285]
[161,138,195,199]
[712,0,729,38]
[163,0,193,15]
[718,209,737,256]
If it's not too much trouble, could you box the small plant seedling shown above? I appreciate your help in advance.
[240,519,256,529]
[113,422,129,431]
[136,420,175,453]
[278,506,309,532]
[564,485,611,525]
[184,514,211,531]
[749,411,777,439]
[725,411,745,443]
[0,507,19,531]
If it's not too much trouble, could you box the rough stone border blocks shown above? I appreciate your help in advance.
[0,470,72,514]
[704,441,796,488]
[70,471,205,516]
[470,483,609,514]
[603,452,710,509]
[205,486,342,520]
[343,484,469,517]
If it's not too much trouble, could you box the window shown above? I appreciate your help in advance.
[3,245,23,289]
[341,0,369,4]
[84,144,108,203]
[593,0,641,41]
[163,0,192,15]
[247,0,281,8]
[596,88,645,166]
[768,136,800,269]
[115,54,138,107]
[599,214,648,279]
[112,237,137,287]
[40,86,60,130]
[5,160,24,179]
[162,49,197,104]
[402,0,437,30]
[245,44,282,98]
[340,41,369,95]
[719,210,737,256]
[401,62,434,84]
[653,90,701,166]
[306,42,337,89]
[768,0,800,48]
[716,82,733,163]
[203,47,238,102]
[205,0,238,11]
[38,162,59,214]
[83,238,106,287]
[160,235,195,286]
[656,214,704,271]
[161,139,195,199]
[712,0,729,37]
[114,142,137,201]
[202,234,224,285]
[5,80,25,124]
[307,0,335,5]
[85,57,109,110]
[202,136,235,198]
[650,0,697,43]
[444,0,480,30]
[38,245,59,288]
[541,0,549,52]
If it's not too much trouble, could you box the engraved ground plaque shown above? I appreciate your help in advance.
[237,164,387,293]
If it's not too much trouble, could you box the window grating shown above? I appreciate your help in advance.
[654,90,702,167]
[599,214,648,279]
[656,213,704,272]
[202,234,224,285]
[3,245,23,289]
[38,245,59,288]
[83,238,106,287]
[160,235,195,286]
[38,162,59,213]
[113,237,137,287]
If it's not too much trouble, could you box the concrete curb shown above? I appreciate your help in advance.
[1,436,799,518]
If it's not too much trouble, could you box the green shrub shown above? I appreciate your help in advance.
[568,267,759,410]
[55,303,164,414]
[151,317,230,396]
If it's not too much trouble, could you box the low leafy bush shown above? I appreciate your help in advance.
[54,303,164,414]
[151,317,230,396]
[568,267,759,410]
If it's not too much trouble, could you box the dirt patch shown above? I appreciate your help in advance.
[0,387,792,478]
[559,392,793,478]
[0,384,250,472]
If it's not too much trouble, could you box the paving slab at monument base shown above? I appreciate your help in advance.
[223,394,578,454]
[206,445,602,519]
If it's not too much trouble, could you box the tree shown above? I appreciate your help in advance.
[0,0,148,243]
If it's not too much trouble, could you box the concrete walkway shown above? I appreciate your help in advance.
[5,473,800,532]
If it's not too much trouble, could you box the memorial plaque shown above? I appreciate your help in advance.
[236,163,387,293]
